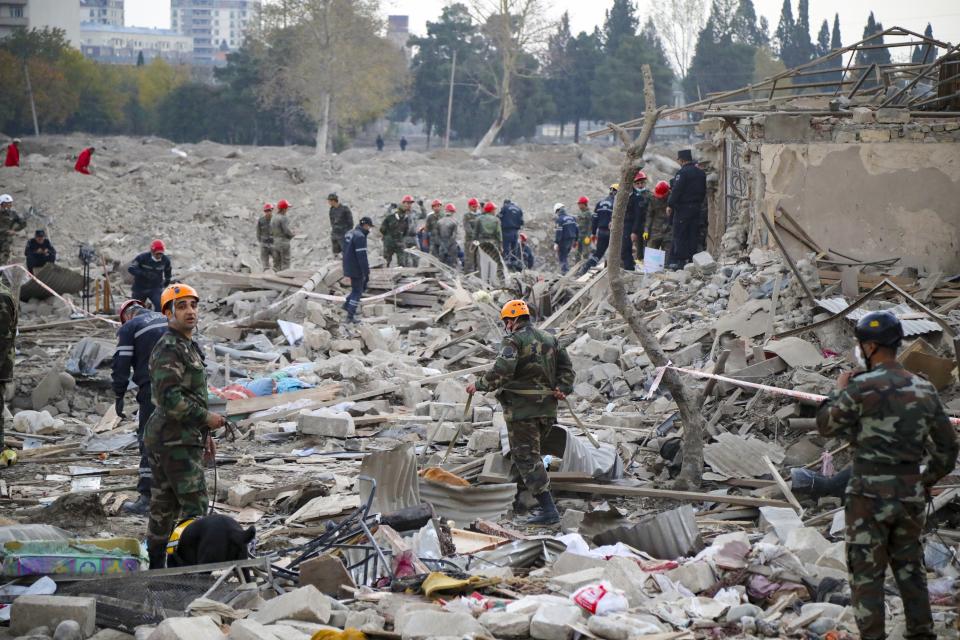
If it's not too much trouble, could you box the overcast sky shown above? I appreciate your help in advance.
[126,0,960,49]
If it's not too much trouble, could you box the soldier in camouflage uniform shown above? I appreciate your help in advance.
[327,193,353,257]
[380,196,413,267]
[424,199,442,257]
[645,181,672,258]
[462,198,481,272]
[256,203,273,270]
[474,202,503,286]
[467,300,574,525]
[574,197,592,262]
[0,195,26,266]
[144,283,226,569]
[0,278,17,452]
[817,311,957,640]
[435,203,459,268]
[270,199,295,271]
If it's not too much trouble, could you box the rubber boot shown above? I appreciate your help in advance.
[526,491,560,526]
[147,540,167,570]
[122,494,150,515]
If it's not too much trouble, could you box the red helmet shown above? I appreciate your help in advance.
[520,233,528,243]
[444,203,456,213]
[634,171,648,182]
[654,180,670,199]
[150,239,165,253]
[577,196,589,205]
[263,203,274,212]
[483,202,496,213]
[401,195,415,204]
[118,299,144,323]
[467,197,479,207]
[431,198,442,207]
[277,199,291,210]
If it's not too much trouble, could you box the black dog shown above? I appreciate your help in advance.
[167,514,255,567]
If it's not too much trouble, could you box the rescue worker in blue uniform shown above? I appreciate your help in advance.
[499,199,524,271]
[553,204,578,275]
[666,149,706,269]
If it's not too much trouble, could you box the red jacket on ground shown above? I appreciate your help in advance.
[4,144,18,167]
[75,147,93,174]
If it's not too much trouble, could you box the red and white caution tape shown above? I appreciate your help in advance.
[654,364,960,427]
[1,263,119,327]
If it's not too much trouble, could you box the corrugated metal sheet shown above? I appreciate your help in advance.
[703,432,785,479]
[418,479,516,526]
[19,263,85,301]
[817,298,941,337]
[358,443,420,514]
[592,505,704,560]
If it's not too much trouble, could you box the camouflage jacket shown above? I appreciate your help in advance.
[645,196,671,237]
[816,362,958,500]
[256,215,273,246]
[379,211,410,246]
[474,214,502,246]
[145,328,210,449]
[436,215,458,245]
[0,282,17,382]
[270,214,294,247]
[476,319,575,420]
[329,204,353,235]
[425,211,440,238]
[575,208,592,239]
[0,208,25,250]
[463,210,479,241]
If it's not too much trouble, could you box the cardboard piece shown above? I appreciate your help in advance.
[898,338,956,390]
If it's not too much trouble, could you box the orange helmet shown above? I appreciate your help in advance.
[118,299,145,323]
[277,199,291,210]
[500,299,530,320]
[444,203,456,213]
[160,283,199,313]
[654,180,670,199]
[263,203,274,212]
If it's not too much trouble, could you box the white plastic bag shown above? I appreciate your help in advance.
[571,581,628,615]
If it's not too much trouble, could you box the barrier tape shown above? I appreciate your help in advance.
[1,263,119,327]
[654,364,960,427]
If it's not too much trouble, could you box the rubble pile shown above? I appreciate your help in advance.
[0,136,959,640]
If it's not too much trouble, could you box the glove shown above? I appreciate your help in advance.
[643,232,649,241]
[115,396,126,419]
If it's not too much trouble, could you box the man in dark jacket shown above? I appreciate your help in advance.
[342,217,373,323]
[499,199,524,271]
[24,230,56,273]
[112,299,169,514]
[667,149,707,269]
[577,184,617,276]
[128,240,172,310]
[327,193,353,257]
[553,204,578,275]
[623,172,650,272]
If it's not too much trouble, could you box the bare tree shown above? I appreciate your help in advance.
[606,65,706,489]
[651,0,706,79]
[466,0,553,155]
[260,0,407,154]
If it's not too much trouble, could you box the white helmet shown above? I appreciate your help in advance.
[553,202,565,213]
[0,194,12,204]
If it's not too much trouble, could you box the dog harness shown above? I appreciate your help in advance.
[166,518,195,556]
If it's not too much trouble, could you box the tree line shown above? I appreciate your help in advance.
[0,0,940,151]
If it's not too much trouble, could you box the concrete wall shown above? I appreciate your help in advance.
[29,0,81,45]
[759,143,960,272]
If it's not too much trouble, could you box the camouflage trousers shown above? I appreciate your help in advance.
[507,417,553,496]
[383,241,409,268]
[846,494,934,640]
[260,244,272,270]
[272,244,290,271]
[463,235,476,272]
[147,444,209,546]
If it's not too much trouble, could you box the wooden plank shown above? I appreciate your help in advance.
[762,455,804,515]
[94,404,121,433]
[557,482,792,508]
[541,268,607,330]
[374,524,429,574]
[818,269,916,287]
[226,384,341,416]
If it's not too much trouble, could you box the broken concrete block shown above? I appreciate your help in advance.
[785,527,831,564]
[343,610,385,632]
[147,617,224,640]
[588,613,664,639]
[473,405,493,422]
[859,128,891,143]
[623,367,646,387]
[54,620,83,640]
[297,408,355,438]
[588,363,622,384]
[851,107,875,124]
[429,402,465,421]
[434,379,469,404]
[298,554,356,598]
[759,506,804,542]
[875,108,910,124]
[467,428,501,453]
[725,603,764,623]
[228,619,283,640]
[547,567,607,594]
[600,344,621,364]
[665,561,716,593]
[550,552,605,576]
[816,541,846,571]
[425,421,459,442]
[692,251,717,273]
[529,604,583,640]
[572,383,601,401]
[89,631,135,640]
[670,343,702,367]
[399,610,487,640]
[601,412,645,429]
[250,585,332,625]
[11,595,96,637]
[478,611,531,639]
[560,509,584,533]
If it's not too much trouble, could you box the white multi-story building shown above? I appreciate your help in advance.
[80,23,193,65]
[0,0,81,45]
[80,0,123,27]
[170,0,259,65]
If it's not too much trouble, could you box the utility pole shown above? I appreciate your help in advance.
[444,49,457,150]
[24,63,39,137]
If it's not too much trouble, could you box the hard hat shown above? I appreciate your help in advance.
[553,203,565,213]
[584,236,591,245]
[359,216,374,226]
[0,449,16,467]
[118,299,145,323]
[467,197,479,207]
[483,202,496,213]
[0,194,12,204]
[150,239,166,253]
[277,199,291,210]
[263,203,274,212]
[500,299,530,320]
[577,196,589,205]
[609,183,619,191]
[401,195,415,204]
[634,171,648,182]
[520,233,528,243]
[854,311,904,348]
[160,283,199,313]
[654,181,670,199]
[444,203,456,213]
[431,198,442,207]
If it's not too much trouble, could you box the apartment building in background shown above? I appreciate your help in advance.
[0,0,81,44]
[80,0,123,27]
[80,23,193,65]
[170,0,259,65]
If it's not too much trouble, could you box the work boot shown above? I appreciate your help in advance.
[121,494,150,515]
[147,540,167,570]
[526,491,560,526]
